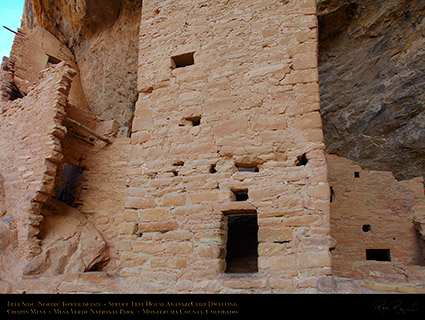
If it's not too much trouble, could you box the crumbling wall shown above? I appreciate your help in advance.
[0,62,112,289]
[119,0,331,293]
[9,26,88,109]
[0,63,75,274]
[23,0,142,136]
[327,154,425,285]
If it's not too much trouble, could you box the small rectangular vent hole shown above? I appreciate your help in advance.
[171,52,195,69]
[232,189,249,202]
[236,164,259,173]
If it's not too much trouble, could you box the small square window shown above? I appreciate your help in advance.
[232,189,249,202]
[171,52,195,69]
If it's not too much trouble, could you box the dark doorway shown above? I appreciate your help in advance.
[225,213,258,273]
[54,163,83,207]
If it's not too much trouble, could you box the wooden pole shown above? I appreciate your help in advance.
[3,26,17,35]
[63,117,112,144]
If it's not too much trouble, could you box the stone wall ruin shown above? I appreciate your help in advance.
[0,0,424,294]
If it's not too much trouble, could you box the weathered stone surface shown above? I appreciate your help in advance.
[0,0,423,296]
[23,200,109,276]
[327,154,425,279]
[318,0,425,180]
[24,0,141,136]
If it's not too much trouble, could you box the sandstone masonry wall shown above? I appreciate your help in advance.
[78,137,132,273]
[0,63,76,275]
[1,0,424,295]
[120,0,332,293]
[327,154,425,291]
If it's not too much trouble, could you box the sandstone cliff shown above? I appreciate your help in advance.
[318,0,425,180]
[23,0,141,137]
[20,0,425,179]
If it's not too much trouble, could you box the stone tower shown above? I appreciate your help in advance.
[122,0,332,293]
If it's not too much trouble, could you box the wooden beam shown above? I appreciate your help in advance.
[63,117,112,144]
[3,26,17,35]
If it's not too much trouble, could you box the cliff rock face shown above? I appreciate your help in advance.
[22,0,425,175]
[24,0,141,136]
[318,0,425,180]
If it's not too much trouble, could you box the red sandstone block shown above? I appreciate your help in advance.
[138,220,179,233]
[188,190,230,204]
[269,277,296,291]
[162,193,187,206]
[131,131,151,144]
[258,227,293,242]
[132,116,154,132]
[140,208,169,220]
[213,117,249,137]
[125,197,156,209]
[292,53,317,70]
[120,253,149,268]
[150,257,187,269]
[120,223,137,235]
[292,111,322,130]
[115,240,132,251]
[155,230,193,241]
[132,241,165,254]
[258,255,297,274]
[164,242,194,255]
[123,210,138,222]
[298,251,331,269]
[258,243,286,256]
[196,245,225,259]
[287,42,318,58]
[306,183,330,200]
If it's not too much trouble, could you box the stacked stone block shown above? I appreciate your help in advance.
[122,0,331,293]
[0,63,75,262]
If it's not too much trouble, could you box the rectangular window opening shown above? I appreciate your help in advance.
[225,211,258,273]
[54,163,84,207]
[171,52,195,69]
[366,249,391,262]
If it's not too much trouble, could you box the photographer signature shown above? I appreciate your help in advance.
[369,299,420,316]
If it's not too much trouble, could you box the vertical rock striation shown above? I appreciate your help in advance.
[23,0,141,136]
[318,0,425,180]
